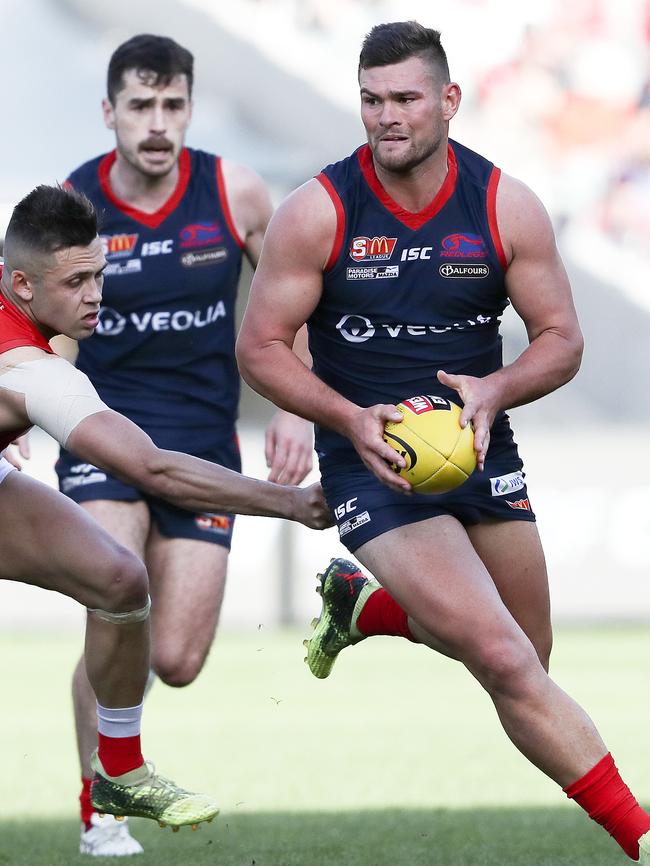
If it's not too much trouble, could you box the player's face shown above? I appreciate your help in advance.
[360,56,460,174]
[30,238,106,340]
[103,70,192,178]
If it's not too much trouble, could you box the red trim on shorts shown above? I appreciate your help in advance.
[357,143,457,230]
[98,148,191,229]
[487,166,508,271]
[315,172,346,272]
[216,157,245,249]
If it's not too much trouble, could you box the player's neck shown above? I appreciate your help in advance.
[372,145,449,213]
[109,154,180,214]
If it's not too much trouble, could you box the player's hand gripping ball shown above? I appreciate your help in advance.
[383,395,476,494]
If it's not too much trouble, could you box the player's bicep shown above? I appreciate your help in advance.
[66,409,158,487]
[0,355,109,446]
[239,181,335,350]
[498,177,580,344]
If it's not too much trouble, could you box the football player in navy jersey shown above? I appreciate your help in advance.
[237,21,650,863]
[41,34,314,856]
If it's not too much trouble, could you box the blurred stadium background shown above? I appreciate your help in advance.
[1,0,649,637]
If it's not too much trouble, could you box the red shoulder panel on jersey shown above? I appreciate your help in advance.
[487,166,508,271]
[315,173,346,272]
[215,157,245,250]
[98,148,191,229]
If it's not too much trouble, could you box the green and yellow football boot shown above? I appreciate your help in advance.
[90,752,219,831]
[304,558,379,679]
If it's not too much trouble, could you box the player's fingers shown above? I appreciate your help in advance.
[437,369,461,391]
[264,429,276,468]
[3,451,20,469]
[16,434,30,459]
[366,455,411,494]
[289,449,313,485]
[267,447,289,482]
[376,403,402,424]
[473,420,490,471]
[275,446,304,486]
[459,402,475,428]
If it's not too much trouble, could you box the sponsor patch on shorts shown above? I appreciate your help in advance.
[195,513,233,534]
[339,510,371,537]
[61,468,108,493]
[490,470,525,497]
[506,497,531,511]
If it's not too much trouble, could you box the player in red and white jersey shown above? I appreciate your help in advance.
[0,185,330,838]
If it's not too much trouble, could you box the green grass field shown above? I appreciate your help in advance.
[3,625,650,865]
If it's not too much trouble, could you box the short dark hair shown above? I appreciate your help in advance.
[4,185,97,273]
[107,34,194,103]
[359,21,450,83]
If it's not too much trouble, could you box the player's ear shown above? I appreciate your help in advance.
[442,82,461,121]
[11,270,34,302]
[102,98,116,131]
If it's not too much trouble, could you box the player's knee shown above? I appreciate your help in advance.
[97,548,149,613]
[471,635,540,697]
[152,646,206,688]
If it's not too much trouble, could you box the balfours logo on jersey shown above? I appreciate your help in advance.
[180,222,224,249]
[439,263,489,279]
[181,248,228,268]
[349,236,397,262]
[440,233,487,258]
[102,233,139,258]
[346,265,399,280]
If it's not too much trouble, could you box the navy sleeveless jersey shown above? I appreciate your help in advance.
[311,139,510,460]
[67,147,243,453]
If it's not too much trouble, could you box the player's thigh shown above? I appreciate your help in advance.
[81,499,150,559]
[355,514,527,660]
[0,471,144,608]
[466,519,552,666]
[145,526,229,669]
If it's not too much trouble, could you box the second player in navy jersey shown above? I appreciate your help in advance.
[237,21,650,864]
[31,34,314,858]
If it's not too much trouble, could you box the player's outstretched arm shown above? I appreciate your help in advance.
[66,409,332,528]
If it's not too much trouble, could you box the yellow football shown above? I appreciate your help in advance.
[383,395,476,494]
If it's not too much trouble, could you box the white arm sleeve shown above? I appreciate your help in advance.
[0,356,110,446]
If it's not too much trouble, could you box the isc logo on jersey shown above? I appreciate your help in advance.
[349,236,397,262]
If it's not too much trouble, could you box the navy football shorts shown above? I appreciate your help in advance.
[56,433,241,550]
[320,434,535,554]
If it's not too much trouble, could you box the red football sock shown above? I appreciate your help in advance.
[80,776,93,829]
[564,752,650,860]
[97,733,144,778]
[356,587,416,641]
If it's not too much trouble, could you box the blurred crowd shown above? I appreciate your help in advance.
[195,0,649,298]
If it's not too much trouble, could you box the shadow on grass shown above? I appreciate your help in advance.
[0,807,628,866]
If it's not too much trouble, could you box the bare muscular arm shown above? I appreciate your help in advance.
[439,173,583,469]
[66,409,330,528]
[236,180,408,492]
